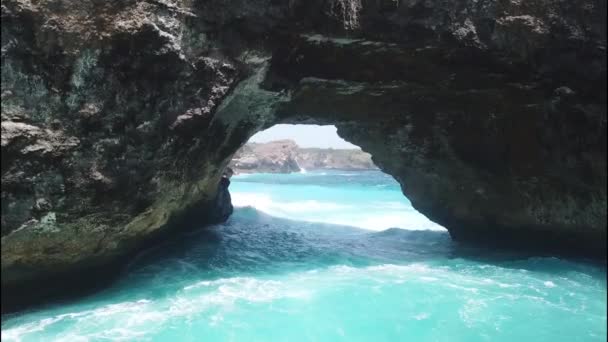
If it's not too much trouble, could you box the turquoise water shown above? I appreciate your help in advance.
[231,170,444,231]
[2,170,606,341]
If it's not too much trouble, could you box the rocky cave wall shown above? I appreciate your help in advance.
[1,0,606,309]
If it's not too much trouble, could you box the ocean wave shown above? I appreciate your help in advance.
[372,201,411,210]
[3,260,599,341]
[350,213,444,231]
[232,193,351,213]
[231,192,445,231]
[183,277,310,303]
[1,299,157,342]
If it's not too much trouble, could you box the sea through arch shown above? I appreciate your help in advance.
[227,124,446,232]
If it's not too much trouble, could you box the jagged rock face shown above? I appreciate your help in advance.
[1,0,606,308]
[1,0,244,299]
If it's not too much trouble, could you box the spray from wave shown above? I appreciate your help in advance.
[230,171,445,231]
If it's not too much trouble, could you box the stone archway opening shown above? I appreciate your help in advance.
[226,123,446,232]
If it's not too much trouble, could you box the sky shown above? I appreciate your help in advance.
[248,124,359,149]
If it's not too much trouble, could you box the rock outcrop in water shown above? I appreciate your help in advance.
[230,140,302,173]
[1,0,606,309]
[230,139,377,173]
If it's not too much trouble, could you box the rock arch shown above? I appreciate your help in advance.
[1,0,605,309]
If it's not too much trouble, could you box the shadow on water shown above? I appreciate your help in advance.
[123,208,449,274]
[123,207,606,287]
[4,207,605,317]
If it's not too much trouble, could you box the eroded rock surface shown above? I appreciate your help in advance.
[298,146,377,171]
[1,0,606,310]
[230,139,376,173]
[231,140,302,173]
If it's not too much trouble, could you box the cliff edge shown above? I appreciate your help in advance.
[229,140,378,173]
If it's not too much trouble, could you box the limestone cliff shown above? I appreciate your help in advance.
[299,147,377,171]
[230,139,377,173]
[230,140,302,173]
[1,0,606,311]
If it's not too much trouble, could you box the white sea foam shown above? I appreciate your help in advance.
[413,312,430,320]
[352,213,444,231]
[0,300,159,342]
[181,263,439,316]
[1,316,65,341]
[544,281,556,288]
[184,277,310,303]
[459,299,489,327]
[0,262,487,341]
[373,201,411,209]
[3,275,315,341]
[232,193,351,213]
[4,259,600,341]
[231,192,445,231]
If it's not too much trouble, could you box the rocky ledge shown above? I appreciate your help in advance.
[1,0,606,311]
[230,139,377,173]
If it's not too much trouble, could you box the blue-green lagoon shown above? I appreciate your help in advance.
[2,171,606,341]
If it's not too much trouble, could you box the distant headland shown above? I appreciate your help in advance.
[229,140,378,174]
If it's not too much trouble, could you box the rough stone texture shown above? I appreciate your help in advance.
[1,0,606,309]
[229,139,376,173]
[231,140,302,173]
[298,146,376,171]
[1,0,241,306]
